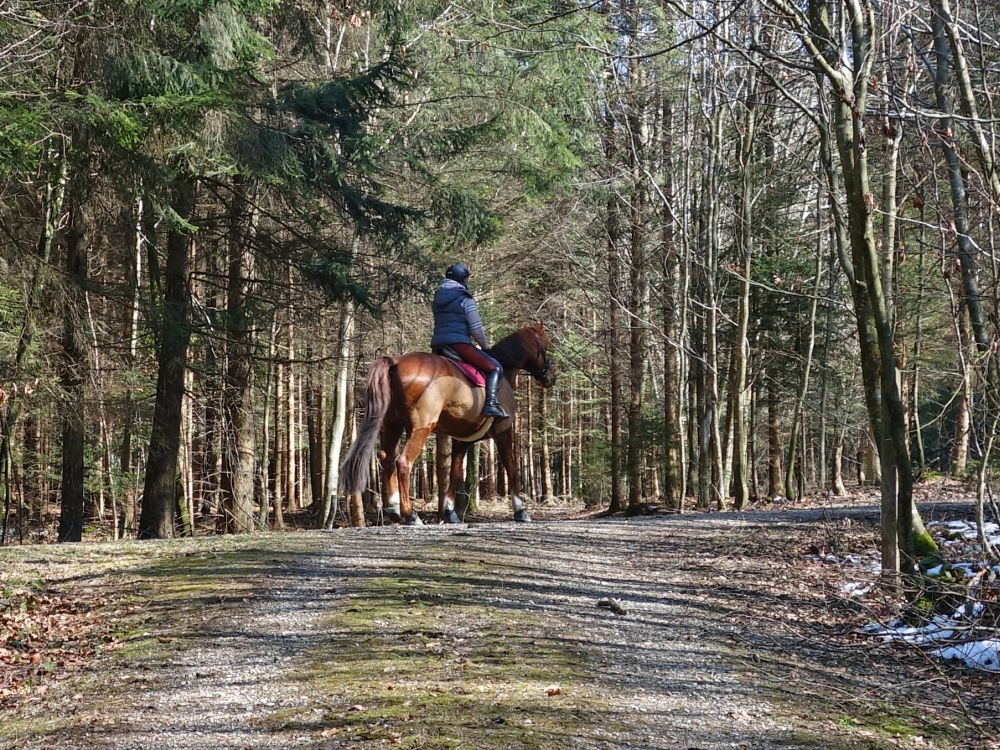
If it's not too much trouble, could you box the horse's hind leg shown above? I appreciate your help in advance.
[380,422,404,522]
[396,427,431,526]
[441,441,468,524]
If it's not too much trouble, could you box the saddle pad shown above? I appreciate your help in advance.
[451,360,486,388]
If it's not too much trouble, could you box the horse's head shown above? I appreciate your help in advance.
[522,323,556,388]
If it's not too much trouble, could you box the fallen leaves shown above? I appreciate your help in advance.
[0,580,114,706]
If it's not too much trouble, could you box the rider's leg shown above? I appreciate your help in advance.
[450,343,509,419]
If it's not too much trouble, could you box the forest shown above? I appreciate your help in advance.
[1,0,999,578]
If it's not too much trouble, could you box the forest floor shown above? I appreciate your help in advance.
[1,482,997,750]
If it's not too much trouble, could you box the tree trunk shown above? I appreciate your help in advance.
[524,378,536,498]
[465,442,480,514]
[730,53,757,510]
[662,213,683,510]
[219,182,256,534]
[307,341,326,509]
[909,204,928,469]
[703,91,727,509]
[272,344,285,529]
[435,434,451,513]
[605,115,625,514]
[791,0,915,574]
[767,377,783,499]
[952,309,971,477]
[930,5,990,353]
[785,202,824,503]
[486,438,496,500]
[626,83,647,514]
[121,191,145,537]
[537,385,552,502]
[139,179,196,540]
[199,245,221,522]
[321,303,354,529]
[831,426,847,496]
[57,187,89,543]
[284,298,297,512]
[178,369,195,537]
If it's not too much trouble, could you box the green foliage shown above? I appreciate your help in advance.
[0,100,46,177]
[300,259,369,306]
[76,95,145,149]
[281,55,405,152]
[429,187,502,246]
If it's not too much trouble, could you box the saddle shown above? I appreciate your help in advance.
[434,346,487,388]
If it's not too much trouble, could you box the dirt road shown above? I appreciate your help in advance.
[2,506,983,749]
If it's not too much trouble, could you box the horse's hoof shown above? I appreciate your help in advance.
[441,509,462,524]
[513,508,531,523]
[403,512,424,526]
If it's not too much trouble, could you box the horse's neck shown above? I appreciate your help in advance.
[488,336,526,373]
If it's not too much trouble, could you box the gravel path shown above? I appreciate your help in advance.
[7,506,964,750]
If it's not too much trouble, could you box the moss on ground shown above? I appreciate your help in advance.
[264,565,612,750]
[0,528,983,750]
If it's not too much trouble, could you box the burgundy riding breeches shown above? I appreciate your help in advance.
[448,343,502,374]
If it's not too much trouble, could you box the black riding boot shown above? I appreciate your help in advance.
[483,369,509,418]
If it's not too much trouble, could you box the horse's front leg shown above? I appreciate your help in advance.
[396,427,430,526]
[493,430,530,523]
[441,441,468,524]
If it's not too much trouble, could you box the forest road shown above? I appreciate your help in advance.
[8,505,963,750]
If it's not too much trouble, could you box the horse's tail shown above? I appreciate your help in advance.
[340,356,394,496]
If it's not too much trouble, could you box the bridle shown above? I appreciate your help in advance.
[528,345,552,383]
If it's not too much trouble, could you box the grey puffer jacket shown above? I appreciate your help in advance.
[430,279,488,349]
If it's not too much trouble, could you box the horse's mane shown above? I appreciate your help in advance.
[488,324,548,371]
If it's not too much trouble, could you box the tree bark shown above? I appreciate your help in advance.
[537,385,552,502]
[607,193,625,513]
[785,202,824,503]
[219,181,256,534]
[952,307,972,477]
[321,303,354,528]
[730,49,758,510]
[766,377,783,499]
[138,179,196,540]
[57,185,90,543]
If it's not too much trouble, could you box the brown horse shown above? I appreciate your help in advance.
[340,323,556,524]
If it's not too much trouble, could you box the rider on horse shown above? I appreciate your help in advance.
[431,262,509,419]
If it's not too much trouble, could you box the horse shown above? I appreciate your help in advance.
[340,323,556,525]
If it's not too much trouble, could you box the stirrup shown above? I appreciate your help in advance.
[483,402,508,418]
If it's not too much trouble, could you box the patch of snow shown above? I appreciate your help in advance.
[951,563,979,578]
[865,517,1000,674]
[931,640,1000,672]
[864,617,956,646]
[955,601,984,620]
[841,581,874,597]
